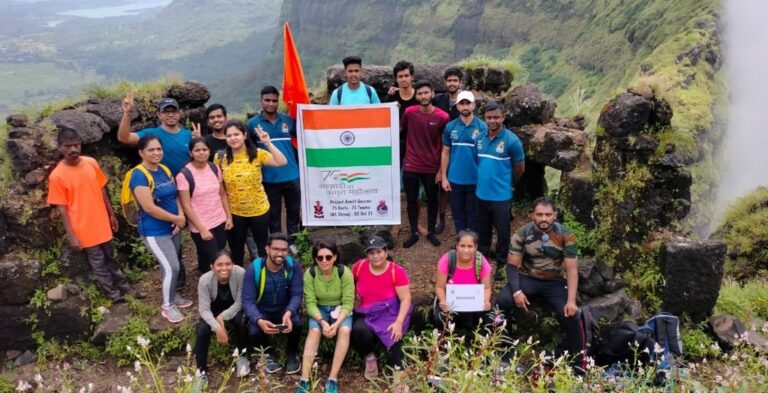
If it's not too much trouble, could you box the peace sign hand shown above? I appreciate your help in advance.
[191,122,202,138]
[122,91,135,115]
[255,125,271,146]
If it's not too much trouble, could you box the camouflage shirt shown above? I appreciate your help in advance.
[509,222,579,279]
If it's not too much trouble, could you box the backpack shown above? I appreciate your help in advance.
[336,83,373,104]
[120,163,172,227]
[594,321,655,367]
[576,306,601,368]
[352,259,397,284]
[252,256,295,303]
[639,312,682,369]
[178,162,219,198]
[447,250,483,283]
[309,265,345,279]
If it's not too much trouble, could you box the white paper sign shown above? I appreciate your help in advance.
[446,284,484,312]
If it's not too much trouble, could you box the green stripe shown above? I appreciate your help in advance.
[306,147,392,167]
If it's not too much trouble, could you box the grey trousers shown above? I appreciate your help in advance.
[142,233,181,306]
[84,240,130,301]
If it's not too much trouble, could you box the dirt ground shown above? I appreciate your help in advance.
[2,195,530,392]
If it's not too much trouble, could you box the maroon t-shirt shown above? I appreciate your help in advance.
[402,107,449,173]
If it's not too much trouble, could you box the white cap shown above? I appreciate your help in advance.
[456,90,475,103]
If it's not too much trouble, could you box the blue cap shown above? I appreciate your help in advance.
[157,98,179,111]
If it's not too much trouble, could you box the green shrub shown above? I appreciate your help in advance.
[715,279,768,321]
[106,315,195,367]
[681,326,719,360]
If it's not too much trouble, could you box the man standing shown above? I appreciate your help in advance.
[242,233,303,374]
[118,93,199,287]
[385,60,418,119]
[246,86,301,244]
[48,129,134,303]
[203,103,228,161]
[495,197,585,371]
[401,81,448,248]
[433,67,464,121]
[329,56,381,105]
[475,101,525,280]
[440,91,487,234]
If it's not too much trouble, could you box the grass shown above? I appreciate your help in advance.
[458,53,527,79]
[716,279,768,321]
[712,187,768,277]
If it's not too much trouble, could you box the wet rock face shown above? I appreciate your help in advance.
[661,236,726,322]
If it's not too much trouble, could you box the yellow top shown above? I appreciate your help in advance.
[215,150,272,217]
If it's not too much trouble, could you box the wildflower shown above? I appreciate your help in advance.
[34,374,43,383]
[16,380,32,392]
[313,361,318,370]
[177,366,183,375]
[136,336,150,348]
[186,343,192,353]
[448,322,456,333]
[653,343,664,354]
[233,348,240,357]
[184,374,194,383]
[63,362,71,370]
[126,345,132,352]
[134,360,141,372]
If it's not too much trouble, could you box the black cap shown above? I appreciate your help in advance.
[157,98,179,111]
[364,235,388,251]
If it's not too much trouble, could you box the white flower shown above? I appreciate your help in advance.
[653,343,664,354]
[233,348,240,357]
[184,375,193,383]
[134,360,141,372]
[176,366,183,375]
[136,336,150,348]
[34,374,43,383]
[16,380,32,392]
[448,322,456,333]
[186,343,192,353]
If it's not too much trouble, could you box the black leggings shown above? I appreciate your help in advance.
[403,171,438,235]
[228,213,269,266]
[351,316,405,369]
[190,223,228,273]
[194,311,248,373]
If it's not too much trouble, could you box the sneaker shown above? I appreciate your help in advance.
[173,295,193,308]
[295,380,310,393]
[364,354,378,381]
[403,234,419,248]
[236,356,250,377]
[434,220,446,235]
[161,305,184,323]
[264,353,282,374]
[427,233,441,247]
[192,374,207,393]
[325,378,339,393]
[285,353,301,374]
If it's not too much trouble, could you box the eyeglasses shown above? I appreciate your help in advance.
[270,247,288,254]
[316,255,334,262]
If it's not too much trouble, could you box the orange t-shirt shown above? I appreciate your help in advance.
[47,156,112,248]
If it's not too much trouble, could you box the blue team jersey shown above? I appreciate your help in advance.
[136,127,191,175]
[246,113,299,183]
[328,83,381,105]
[129,167,179,237]
[442,116,487,185]
[475,128,525,201]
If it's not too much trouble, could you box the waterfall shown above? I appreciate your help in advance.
[711,0,768,233]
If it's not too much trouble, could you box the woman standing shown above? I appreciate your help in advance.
[434,230,492,335]
[350,236,412,391]
[297,240,354,393]
[214,120,286,265]
[177,137,233,273]
[130,134,192,323]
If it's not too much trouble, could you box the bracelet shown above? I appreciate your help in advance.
[513,290,523,297]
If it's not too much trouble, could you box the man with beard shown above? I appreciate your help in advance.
[203,103,228,161]
[433,67,463,121]
[400,81,448,248]
[475,101,525,280]
[48,129,135,303]
[495,197,585,371]
[329,56,381,105]
[242,233,303,374]
[246,86,301,244]
[440,91,487,234]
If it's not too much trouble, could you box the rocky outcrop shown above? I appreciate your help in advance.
[47,110,110,144]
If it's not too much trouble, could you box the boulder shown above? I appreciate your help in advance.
[501,83,556,127]
[661,236,726,322]
[166,81,211,108]
[59,246,92,280]
[85,98,125,130]
[514,123,588,171]
[578,259,605,297]
[6,138,38,172]
[0,305,34,349]
[586,288,630,322]
[307,227,364,266]
[0,252,42,306]
[5,350,21,361]
[597,92,652,137]
[13,350,36,366]
[23,168,48,187]
[2,199,62,249]
[5,113,29,127]
[36,295,92,343]
[558,161,596,228]
[91,303,131,345]
[465,67,513,95]
[711,314,747,350]
[8,126,37,139]
[47,110,109,144]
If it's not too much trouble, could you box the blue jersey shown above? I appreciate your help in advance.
[136,127,191,175]
[129,167,178,237]
[475,128,525,201]
[329,83,381,105]
[246,113,299,183]
[442,116,487,185]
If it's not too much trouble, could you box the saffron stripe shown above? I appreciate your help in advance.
[305,147,392,167]
[303,108,391,130]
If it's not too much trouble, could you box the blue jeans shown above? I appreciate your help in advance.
[449,182,478,233]
[308,305,353,330]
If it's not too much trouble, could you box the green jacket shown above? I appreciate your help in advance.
[303,265,355,318]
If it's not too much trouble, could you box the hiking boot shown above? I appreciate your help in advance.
[161,305,184,323]
[325,379,339,393]
[127,289,146,299]
[264,353,282,373]
[364,354,378,381]
[173,295,193,308]
[427,233,441,247]
[403,234,419,248]
[236,356,250,377]
[111,296,126,304]
[434,220,446,235]
[285,353,301,374]
[192,374,207,393]
[295,380,310,393]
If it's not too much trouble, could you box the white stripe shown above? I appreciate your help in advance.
[145,236,174,306]
[266,138,292,142]
[452,142,475,147]
[478,154,510,161]
[302,127,391,149]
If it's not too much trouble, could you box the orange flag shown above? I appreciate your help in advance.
[282,22,310,148]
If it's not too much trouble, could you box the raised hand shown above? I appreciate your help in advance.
[122,91,135,115]
[191,122,202,138]
[255,125,271,145]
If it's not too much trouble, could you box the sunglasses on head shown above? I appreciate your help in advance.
[316,255,334,262]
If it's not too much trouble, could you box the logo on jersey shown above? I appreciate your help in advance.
[450,129,458,141]
[281,123,290,133]
[471,129,480,140]
[496,141,505,154]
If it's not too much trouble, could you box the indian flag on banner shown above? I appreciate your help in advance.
[297,103,401,226]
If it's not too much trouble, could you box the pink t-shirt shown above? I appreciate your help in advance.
[437,252,492,284]
[175,163,227,233]
[352,259,410,308]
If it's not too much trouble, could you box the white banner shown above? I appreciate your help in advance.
[297,103,401,226]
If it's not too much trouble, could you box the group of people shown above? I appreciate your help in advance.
[46,55,586,391]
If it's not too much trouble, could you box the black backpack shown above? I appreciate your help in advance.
[594,321,656,366]
[178,162,219,198]
[309,265,345,279]
[336,83,373,103]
